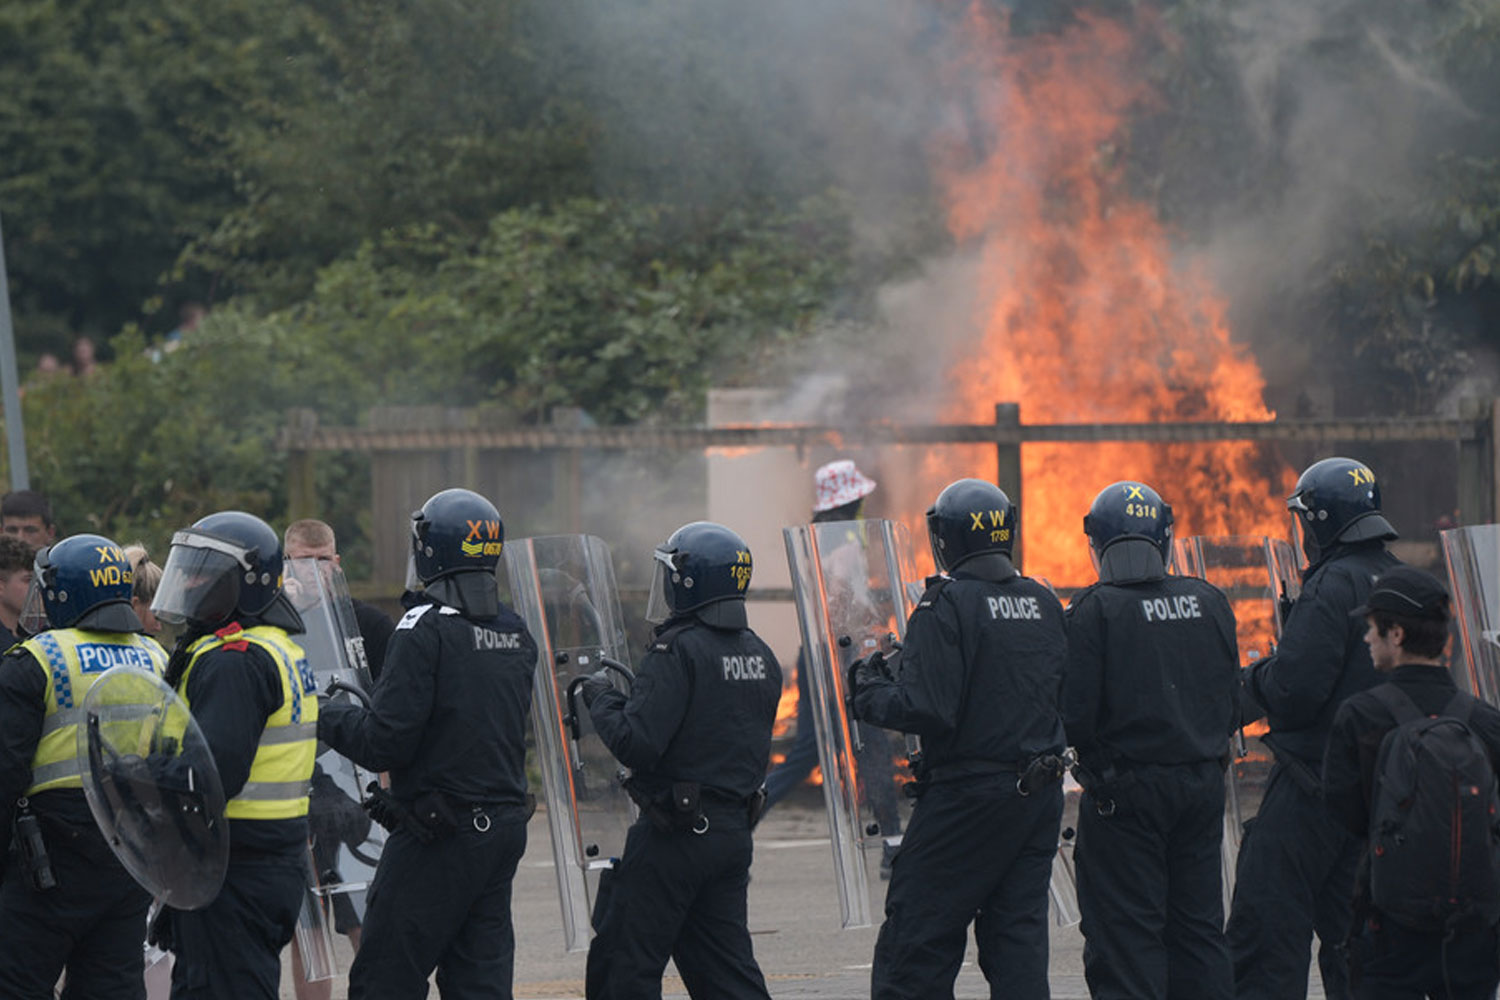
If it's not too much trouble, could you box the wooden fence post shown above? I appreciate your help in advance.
[286,409,319,522]
[1458,397,1495,526]
[995,402,1022,572]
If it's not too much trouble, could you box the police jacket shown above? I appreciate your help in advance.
[176,618,317,854]
[853,565,1067,776]
[587,607,782,801]
[1323,664,1500,838]
[318,596,537,808]
[1243,541,1400,764]
[0,628,167,859]
[353,598,395,681]
[1064,575,1239,768]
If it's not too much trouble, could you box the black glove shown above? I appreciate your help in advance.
[846,650,888,710]
[1278,588,1295,626]
[310,769,373,850]
[364,782,405,835]
[579,668,613,708]
[148,907,175,951]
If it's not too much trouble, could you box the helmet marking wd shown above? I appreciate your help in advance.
[23,534,136,632]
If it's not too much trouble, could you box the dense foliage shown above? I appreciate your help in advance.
[2,0,1499,561]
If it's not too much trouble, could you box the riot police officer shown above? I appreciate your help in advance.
[318,489,538,999]
[151,511,319,999]
[581,521,782,1000]
[850,478,1068,1000]
[0,535,168,998]
[1064,481,1239,1000]
[1227,457,1402,999]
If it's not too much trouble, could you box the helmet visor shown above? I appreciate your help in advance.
[152,532,246,627]
[1287,495,1315,568]
[19,575,48,634]
[925,508,947,574]
[645,548,676,624]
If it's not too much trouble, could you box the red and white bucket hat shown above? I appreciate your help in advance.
[814,460,877,513]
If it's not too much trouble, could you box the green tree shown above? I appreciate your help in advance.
[182,0,598,310]
[0,0,307,348]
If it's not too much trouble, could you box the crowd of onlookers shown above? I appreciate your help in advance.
[0,488,161,649]
[30,301,206,381]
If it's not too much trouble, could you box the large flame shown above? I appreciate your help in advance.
[934,6,1290,586]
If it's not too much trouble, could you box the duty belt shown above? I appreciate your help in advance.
[921,759,1028,784]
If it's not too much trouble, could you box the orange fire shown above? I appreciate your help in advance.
[932,6,1291,587]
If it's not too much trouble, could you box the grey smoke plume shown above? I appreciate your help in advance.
[527,0,1494,557]
[1199,0,1485,403]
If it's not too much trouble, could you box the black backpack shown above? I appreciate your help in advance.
[1367,685,1500,929]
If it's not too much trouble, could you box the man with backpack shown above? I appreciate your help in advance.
[1324,565,1500,998]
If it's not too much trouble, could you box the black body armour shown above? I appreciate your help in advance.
[1065,574,1240,766]
[858,571,1067,774]
[591,615,783,802]
[319,599,539,806]
[1245,541,1402,764]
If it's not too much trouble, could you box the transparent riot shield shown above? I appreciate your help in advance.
[784,519,923,929]
[504,535,636,953]
[294,843,336,984]
[284,557,373,692]
[79,666,228,909]
[1442,524,1500,704]
[284,556,385,949]
[1171,534,1300,902]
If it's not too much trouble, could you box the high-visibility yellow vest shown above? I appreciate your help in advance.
[23,629,169,794]
[180,624,317,821]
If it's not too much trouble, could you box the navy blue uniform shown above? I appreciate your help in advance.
[854,566,1067,1000]
[584,612,782,1000]
[1324,665,1500,999]
[319,597,538,1000]
[1064,574,1239,1000]
[1229,541,1401,1000]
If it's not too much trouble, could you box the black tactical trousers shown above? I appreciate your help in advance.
[1350,916,1500,999]
[350,805,528,999]
[871,774,1061,1000]
[1226,761,1360,1000]
[0,831,150,999]
[169,852,305,999]
[1075,760,1232,1000]
[587,811,771,1000]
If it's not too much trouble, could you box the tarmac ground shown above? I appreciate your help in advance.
[277,804,1327,999]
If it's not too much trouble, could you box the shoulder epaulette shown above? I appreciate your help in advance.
[1064,580,1106,611]
[648,621,694,653]
[214,621,250,652]
[916,575,952,610]
[396,604,434,631]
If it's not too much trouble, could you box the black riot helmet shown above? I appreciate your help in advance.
[20,533,143,633]
[645,521,752,627]
[926,478,1016,573]
[411,489,504,583]
[1084,481,1174,583]
[152,512,287,628]
[1286,457,1397,564]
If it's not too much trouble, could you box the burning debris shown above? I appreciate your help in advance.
[924,7,1293,585]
